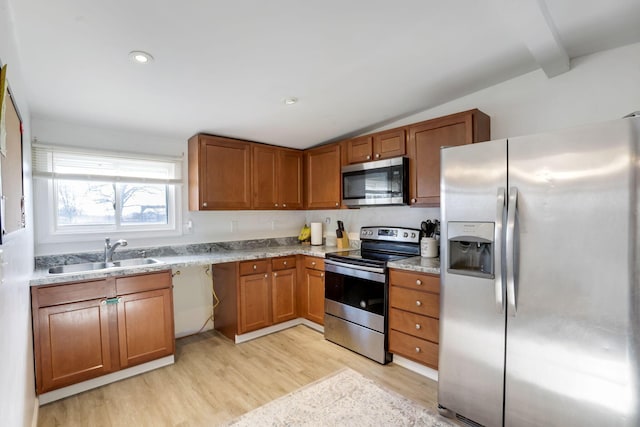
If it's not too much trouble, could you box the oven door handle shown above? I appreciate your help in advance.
[324,259,387,283]
[324,259,386,274]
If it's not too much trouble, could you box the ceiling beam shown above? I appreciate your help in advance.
[491,0,570,78]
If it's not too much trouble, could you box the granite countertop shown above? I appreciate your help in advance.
[31,244,441,286]
[387,256,440,275]
[30,244,342,286]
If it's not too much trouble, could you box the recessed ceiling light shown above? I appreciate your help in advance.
[284,97,298,105]
[129,51,154,64]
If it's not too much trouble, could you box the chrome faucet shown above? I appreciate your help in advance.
[104,238,128,262]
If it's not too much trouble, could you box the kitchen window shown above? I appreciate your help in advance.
[32,144,182,238]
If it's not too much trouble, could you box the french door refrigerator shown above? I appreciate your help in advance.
[438,115,640,427]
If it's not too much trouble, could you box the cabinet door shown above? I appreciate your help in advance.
[346,135,373,164]
[238,272,272,333]
[195,136,252,209]
[304,143,341,209]
[117,288,175,368]
[272,268,297,324]
[407,110,489,206]
[373,129,406,160]
[252,144,278,209]
[37,299,113,393]
[277,149,303,209]
[304,268,325,325]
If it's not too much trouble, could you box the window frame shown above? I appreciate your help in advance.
[33,144,183,244]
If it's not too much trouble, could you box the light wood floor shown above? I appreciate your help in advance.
[38,325,439,426]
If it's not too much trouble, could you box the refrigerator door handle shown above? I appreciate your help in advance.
[495,187,506,313]
[506,186,518,316]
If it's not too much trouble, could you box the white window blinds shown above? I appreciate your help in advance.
[32,144,183,185]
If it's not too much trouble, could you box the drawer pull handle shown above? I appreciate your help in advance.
[416,300,422,307]
[415,324,421,330]
[103,297,121,305]
[416,279,422,285]
[253,264,257,270]
[311,261,316,266]
[415,347,421,353]
[283,261,287,265]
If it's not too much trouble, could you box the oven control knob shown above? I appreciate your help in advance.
[403,232,408,238]
[411,232,416,238]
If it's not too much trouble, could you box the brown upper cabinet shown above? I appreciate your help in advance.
[407,109,490,206]
[189,135,252,210]
[252,145,303,209]
[304,143,342,209]
[346,129,406,164]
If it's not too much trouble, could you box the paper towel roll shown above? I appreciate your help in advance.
[310,222,323,246]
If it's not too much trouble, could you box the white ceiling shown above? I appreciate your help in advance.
[7,0,640,149]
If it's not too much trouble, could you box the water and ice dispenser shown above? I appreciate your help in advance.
[447,222,495,279]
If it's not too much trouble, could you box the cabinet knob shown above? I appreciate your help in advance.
[264,274,268,278]
[283,203,287,207]
[275,203,278,207]
[416,279,422,285]
[415,324,421,330]
[415,347,421,353]
[335,202,339,206]
[411,198,416,203]
[203,202,208,208]
[273,272,277,277]
[320,273,324,278]
[375,153,380,158]
[416,300,422,307]
[283,261,287,265]
[311,261,316,266]
[253,264,257,270]
[366,155,371,160]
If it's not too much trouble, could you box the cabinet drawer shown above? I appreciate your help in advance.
[272,256,296,271]
[389,286,439,318]
[304,257,324,270]
[389,269,439,293]
[239,260,270,275]
[116,271,172,295]
[389,308,439,343]
[389,330,438,369]
[34,279,112,307]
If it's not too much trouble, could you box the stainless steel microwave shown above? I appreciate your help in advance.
[341,156,409,207]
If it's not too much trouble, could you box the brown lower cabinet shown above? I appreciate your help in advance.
[388,269,440,369]
[299,256,325,325]
[214,256,299,339]
[31,270,175,394]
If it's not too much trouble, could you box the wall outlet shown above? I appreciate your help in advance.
[324,217,331,224]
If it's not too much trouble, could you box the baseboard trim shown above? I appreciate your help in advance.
[235,318,323,343]
[31,397,39,427]
[392,355,439,382]
[38,355,175,405]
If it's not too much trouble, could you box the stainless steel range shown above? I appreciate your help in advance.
[324,226,421,364]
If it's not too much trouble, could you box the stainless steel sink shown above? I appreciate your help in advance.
[48,258,162,274]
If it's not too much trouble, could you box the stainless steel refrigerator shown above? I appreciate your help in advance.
[438,115,640,427]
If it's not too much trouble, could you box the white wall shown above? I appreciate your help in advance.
[0,1,36,426]
[368,42,640,140]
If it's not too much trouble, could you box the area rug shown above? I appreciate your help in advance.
[227,368,456,426]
